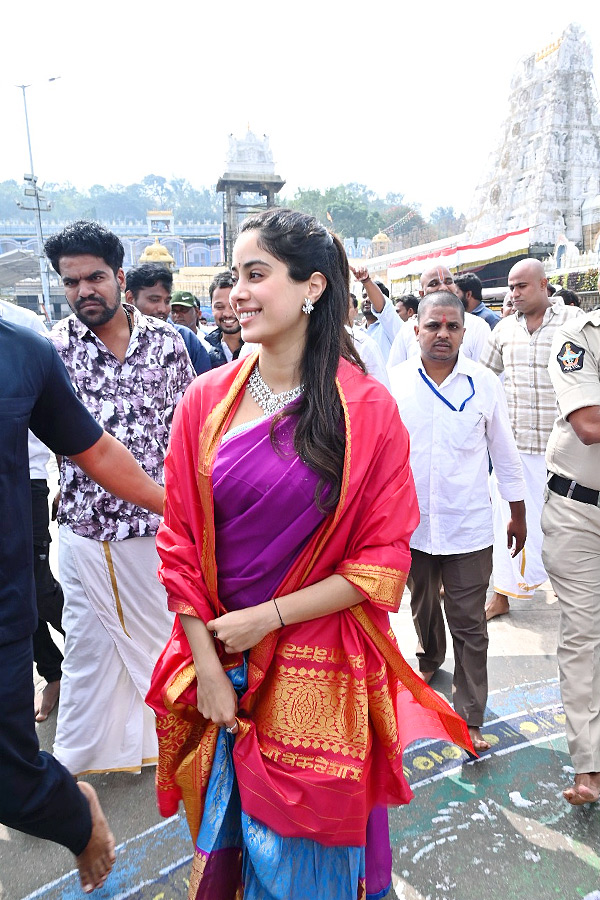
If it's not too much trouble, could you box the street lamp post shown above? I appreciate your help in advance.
[15,80,59,320]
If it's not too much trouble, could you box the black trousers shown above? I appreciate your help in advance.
[0,635,91,853]
[30,479,64,683]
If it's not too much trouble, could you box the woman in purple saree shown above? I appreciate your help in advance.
[147,209,473,900]
[195,411,377,898]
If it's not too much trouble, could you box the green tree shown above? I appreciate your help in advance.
[380,204,425,235]
[286,184,383,240]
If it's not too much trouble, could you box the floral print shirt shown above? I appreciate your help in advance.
[48,304,195,540]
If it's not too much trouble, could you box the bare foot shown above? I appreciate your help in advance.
[468,726,491,752]
[34,680,60,722]
[485,592,510,621]
[420,670,436,684]
[75,782,116,893]
[563,772,600,805]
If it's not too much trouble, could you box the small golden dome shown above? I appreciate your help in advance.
[139,237,175,265]
[372,232,390,243]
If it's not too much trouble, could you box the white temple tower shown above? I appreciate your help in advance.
[467,24,600,251]
[217,130,285,265]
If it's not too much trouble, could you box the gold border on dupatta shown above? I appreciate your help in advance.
[337,562,409,612]
[350,603,473,754]
[196,352,259,606]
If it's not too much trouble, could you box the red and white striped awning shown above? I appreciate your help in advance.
[388,228,530,280]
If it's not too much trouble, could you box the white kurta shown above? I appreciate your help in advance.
[389,353,525,555]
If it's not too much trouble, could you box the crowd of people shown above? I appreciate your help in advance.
[0,210,597,900]
[352,256,598,806]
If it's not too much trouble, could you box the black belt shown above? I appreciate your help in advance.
[548,473,600,507]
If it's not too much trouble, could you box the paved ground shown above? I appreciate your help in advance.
[1,578,599,900]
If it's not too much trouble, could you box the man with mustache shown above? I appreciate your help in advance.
[389,292,526,751]
[387,265,490,367]
[170,289,201,333]
[43,221,194,778]
[205,271,244,367]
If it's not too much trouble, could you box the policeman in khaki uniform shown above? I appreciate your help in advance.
[542,308,600,806]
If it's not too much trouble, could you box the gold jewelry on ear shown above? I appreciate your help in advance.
[302,297,314,315]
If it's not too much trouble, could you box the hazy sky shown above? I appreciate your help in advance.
[1,0,598,217]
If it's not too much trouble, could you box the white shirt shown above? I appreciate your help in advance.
[390,353,525,555]
[0,301,51,479]
[347,325,390,390]
[387,310,489,369]
[221,337,234,363]
[197,331,212,352]
[365,298,401,362]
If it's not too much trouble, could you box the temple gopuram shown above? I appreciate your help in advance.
[362,23,600,299]
[467,23,600,254]
[217,129,285,265]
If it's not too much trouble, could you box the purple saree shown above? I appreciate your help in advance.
[191,412,389,900]
[214,413,324,613]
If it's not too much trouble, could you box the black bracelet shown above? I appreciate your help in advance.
[273,597,285,627]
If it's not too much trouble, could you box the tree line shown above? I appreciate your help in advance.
[0,176,466,243]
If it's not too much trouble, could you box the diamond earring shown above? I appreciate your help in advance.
[302,297,314,315]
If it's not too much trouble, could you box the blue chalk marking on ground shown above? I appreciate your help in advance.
[21,815,192,900]
[400,678,563,785]
[27,679,564,899]
[482,676,560,717]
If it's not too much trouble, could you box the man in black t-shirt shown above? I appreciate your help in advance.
[0,319,163,894]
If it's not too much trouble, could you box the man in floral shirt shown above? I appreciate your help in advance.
[44,221,194,777]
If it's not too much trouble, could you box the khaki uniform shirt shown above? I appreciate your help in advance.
[480,302,581,454]
[546,310,600,491]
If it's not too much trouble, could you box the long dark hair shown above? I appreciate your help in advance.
[238,208,365,512]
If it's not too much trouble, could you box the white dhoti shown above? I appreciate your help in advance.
[490,452,548,598]
[54,526,173,776]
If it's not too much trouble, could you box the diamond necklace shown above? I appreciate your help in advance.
[247,363,303,416]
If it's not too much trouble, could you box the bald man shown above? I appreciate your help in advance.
[387,265,490,367]
[480,258,582,619]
